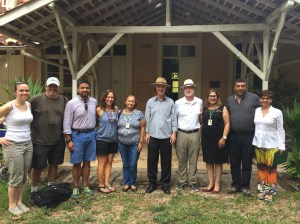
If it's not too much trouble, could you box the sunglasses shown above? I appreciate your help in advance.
[84,101,88,110]
[15,81,27,85]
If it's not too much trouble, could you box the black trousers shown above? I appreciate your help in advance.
[228,132,255,189]
[147,137,172,188]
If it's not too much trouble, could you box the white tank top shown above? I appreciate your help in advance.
[5,101,33,143]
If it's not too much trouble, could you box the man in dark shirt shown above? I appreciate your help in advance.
[226,78,260,197]
[30,77,68,194]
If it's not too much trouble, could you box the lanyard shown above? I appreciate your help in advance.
[209,109,215,119]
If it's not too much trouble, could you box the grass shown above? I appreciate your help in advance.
[0,179,300,224]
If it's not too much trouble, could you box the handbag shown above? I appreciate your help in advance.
[272,150,288,166]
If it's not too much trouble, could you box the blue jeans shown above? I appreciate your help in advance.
[118,142,140,186]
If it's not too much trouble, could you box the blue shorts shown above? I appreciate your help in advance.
[70,131,96,164]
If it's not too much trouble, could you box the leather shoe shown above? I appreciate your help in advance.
[242,188,251,197]
[146,184,157,193]
[161,187,171,194]
[227,187,241,194]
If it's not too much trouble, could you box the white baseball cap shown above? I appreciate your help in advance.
[46,77,60,86]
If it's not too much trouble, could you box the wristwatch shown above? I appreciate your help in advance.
[65,139,72,143]
[222,136,227,140]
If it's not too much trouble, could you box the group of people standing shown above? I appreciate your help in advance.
[0,76,285,216]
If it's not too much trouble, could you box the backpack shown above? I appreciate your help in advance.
[31,183,72,208]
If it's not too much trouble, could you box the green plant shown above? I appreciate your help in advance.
[269,68,300,109]
[282,101,300,180]
[2,75,44,101]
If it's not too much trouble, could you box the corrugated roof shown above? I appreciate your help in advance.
[0,0,299,48]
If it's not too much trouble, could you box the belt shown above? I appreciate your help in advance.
[231,131,254,136]
[72,128,94,133]
[178,128,199,134]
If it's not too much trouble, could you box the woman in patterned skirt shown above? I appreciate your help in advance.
[252,90,285,201]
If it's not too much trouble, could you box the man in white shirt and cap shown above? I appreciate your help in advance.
[175,79,203,192]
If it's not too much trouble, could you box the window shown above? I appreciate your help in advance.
[46,46,60,54]
[63,59,72,87]
[113,45,126,55]
[47,59,59,78]
[181,45,195,57]
[163,45,178,57]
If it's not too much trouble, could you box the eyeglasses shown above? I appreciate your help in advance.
[84,101,88,110]
[261,97,271,101]
[209,95,217,98]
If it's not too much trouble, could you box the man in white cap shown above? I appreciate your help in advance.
[145,76,177,194]
[30,77,68,194]
[175,79,203,192]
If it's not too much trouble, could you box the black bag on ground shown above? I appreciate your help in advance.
[31,183,72,208]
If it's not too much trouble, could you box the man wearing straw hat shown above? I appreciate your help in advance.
[175,79,202,193]
[145,77,177,194]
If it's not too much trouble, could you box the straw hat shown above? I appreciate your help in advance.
[181,79,196,88]
[151,77,170,87]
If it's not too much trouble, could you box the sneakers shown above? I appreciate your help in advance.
[83,186,93,196]
[227,187,241,194]
[242,188,251,197]
[18,204,30,213]
[71,187,80,199]
[8,206,23,216]
[190,184,199,193]
[175,183,187,191]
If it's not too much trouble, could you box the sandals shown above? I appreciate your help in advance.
[130,186,137,192]
[98,186,111,194]
[105,185,116,192]
[123,185,130,192]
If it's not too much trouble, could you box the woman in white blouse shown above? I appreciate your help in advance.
[252,90,285,201]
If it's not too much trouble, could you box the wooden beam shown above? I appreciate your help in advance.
[266,0,294,24]
[266,11,289,79]
[166,0,171,26]
[213,31,264,80]
[20,50,70,70]
[0,0,54,26]
[77,33,124,79]
[49,3,78,27]
[50,3,76,78]
[74,24,267,33]
[0,27,41,49]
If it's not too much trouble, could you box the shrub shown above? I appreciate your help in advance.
[282,101,300,180]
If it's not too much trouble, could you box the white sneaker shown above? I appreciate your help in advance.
[18,203,30,213]
[8,206,23,216]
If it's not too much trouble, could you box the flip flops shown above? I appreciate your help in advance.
[105,185,116,192]
[97,186,111,194]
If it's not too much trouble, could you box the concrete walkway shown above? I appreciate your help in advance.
[56,145,284,194]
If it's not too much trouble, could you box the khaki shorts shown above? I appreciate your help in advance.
[3,140,32,187]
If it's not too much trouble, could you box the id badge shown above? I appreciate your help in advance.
[126,123,130,129]
[208,119,212,126]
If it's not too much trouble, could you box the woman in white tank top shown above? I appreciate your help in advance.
[0,81,33,216]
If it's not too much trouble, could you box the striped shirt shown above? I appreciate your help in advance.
[63,95,97,134]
